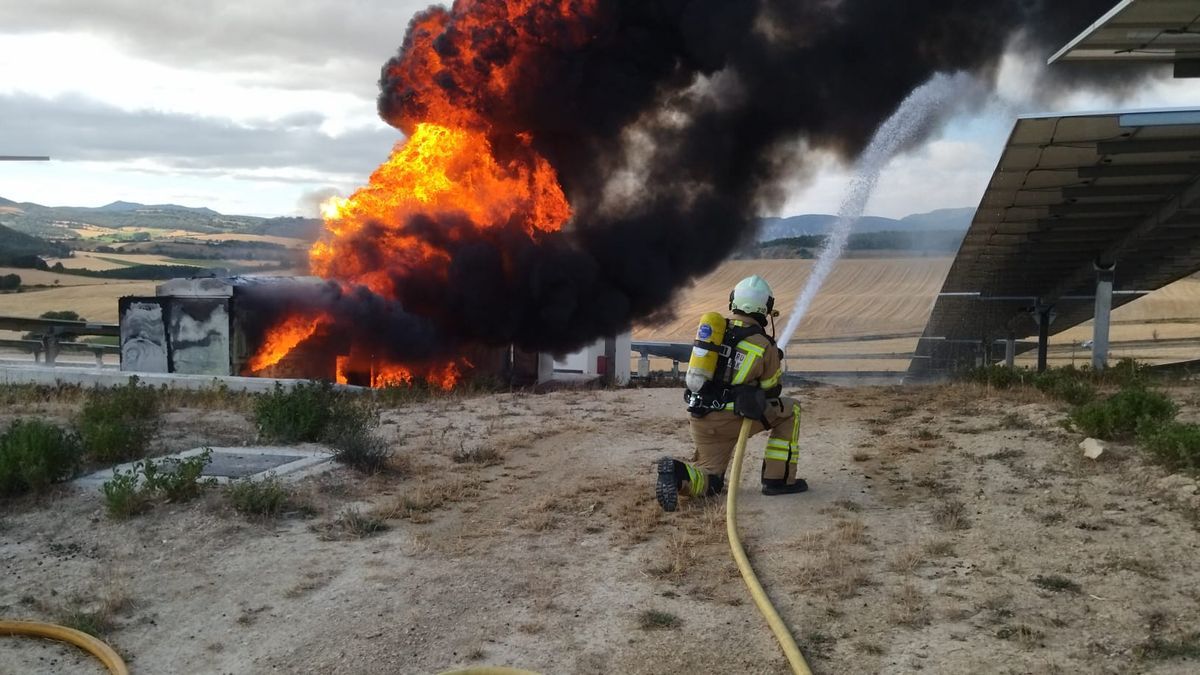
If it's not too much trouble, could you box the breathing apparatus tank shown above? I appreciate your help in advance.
[685,311,727,393]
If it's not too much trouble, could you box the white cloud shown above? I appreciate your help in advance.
[0,33,384,133]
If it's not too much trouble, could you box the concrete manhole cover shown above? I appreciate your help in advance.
[74,445,334,489]
[203,452,305,478]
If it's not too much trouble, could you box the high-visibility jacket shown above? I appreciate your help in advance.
[720,317,784,409]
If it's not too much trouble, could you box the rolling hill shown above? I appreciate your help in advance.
[756,207,973,241]
[0,196,323,241]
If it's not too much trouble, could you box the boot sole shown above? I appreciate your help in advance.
[655,457,678,512]
[761,480,809,496]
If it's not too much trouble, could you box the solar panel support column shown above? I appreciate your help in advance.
[1092,262,1115,373]
[1035,306,1053,373]
[1005,334,1016,369]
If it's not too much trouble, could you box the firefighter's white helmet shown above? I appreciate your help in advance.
[729,275,775,317]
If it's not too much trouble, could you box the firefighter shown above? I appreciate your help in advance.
[656,275,806,512]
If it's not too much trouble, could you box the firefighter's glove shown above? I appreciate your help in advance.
[733,386,767,421]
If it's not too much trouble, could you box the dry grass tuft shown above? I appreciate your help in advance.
[318,507,389,540]
[637,609,681,630]
[285,570,336,598]
[451,443,504,466]
[891,545,925,574]
[924,539,956,557]
[996,624,1045,648]
[611,481,665,544]
[518,511,560,532]
[891,583,929,627]
[376,476,483,522]
[53,580,135,638]
[833,518,867,545]
[833,499,863,512]
[932,498,971,531]
[645,532,698,580]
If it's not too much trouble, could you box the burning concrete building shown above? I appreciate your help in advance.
[119,276,629,388]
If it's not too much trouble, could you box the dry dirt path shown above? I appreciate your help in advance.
[2,385,1199,674]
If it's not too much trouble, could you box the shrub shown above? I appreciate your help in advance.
[0,420,83,497]
[143,451,215,502]
[78,379,160,463]
[963,365,1027,390]
[101,469,150,519]
[227,475,290,517]
[1138,421,1200,473]
[1070,388,1177,440]
[254,381,343,443]
[328,425,392,474]
[1031,369,1097,406]
[962,365,1097,404]
[256,382,392,472]
[101,450,215,519]
[1104,358,1146,387]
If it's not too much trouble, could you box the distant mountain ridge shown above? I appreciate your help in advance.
[0,196,323,241]
[0,195,975,245]
[96,200,220,216]
[757,207,973,241]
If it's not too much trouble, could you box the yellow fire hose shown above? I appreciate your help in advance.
[726,418,813,675]
[0,620,129,675]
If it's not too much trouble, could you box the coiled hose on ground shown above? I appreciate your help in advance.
[0,619,129,675]
[726,417,813,675]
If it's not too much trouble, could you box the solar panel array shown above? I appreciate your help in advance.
[1050,0,1200,72]
[909,109,1200,376]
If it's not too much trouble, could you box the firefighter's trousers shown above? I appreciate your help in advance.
[681,397,801,496]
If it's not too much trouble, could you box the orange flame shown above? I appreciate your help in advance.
[247,314,329,373]
[310,122,569,295]
[335,356,349,385]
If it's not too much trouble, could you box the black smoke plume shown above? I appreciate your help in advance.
[252,1,1149,365]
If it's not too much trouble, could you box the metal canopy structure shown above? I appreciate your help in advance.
[1049,0,1200,77]
[909,107,1200,377]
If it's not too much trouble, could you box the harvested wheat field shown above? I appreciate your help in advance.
[0,281,157,324]
[186,233,310,248]
[3,383,1199,674]
[638,258,952,343]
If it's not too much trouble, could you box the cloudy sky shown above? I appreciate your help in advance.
[0,1,1196,219]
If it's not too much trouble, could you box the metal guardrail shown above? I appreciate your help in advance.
[0,339,118,366]
[0,316,120,366]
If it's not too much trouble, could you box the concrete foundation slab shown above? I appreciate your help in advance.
[0,363,364,393]
[75,444,334,490]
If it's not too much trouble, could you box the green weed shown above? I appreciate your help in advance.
[78,378,159,462]
[1069,387,1177,440]
[101,450,215,519]
[0,419,83,497]
[226,476,291,518]
[1138,421,1200,473]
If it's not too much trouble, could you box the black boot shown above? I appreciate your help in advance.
[656,457,684,512]
[761,478,809,496]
